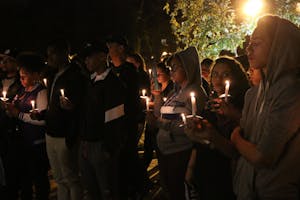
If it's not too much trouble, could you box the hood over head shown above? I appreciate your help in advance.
[260,15,300,85]
[175,46,202,86]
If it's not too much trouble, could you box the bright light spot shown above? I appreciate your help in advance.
[296,3,300,13]
[161,51,168,57]
[243,0,263,17]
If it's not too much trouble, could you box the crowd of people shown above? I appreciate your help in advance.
[0,14,299,200]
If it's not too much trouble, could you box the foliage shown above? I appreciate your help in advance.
[164,0,300,60]
[164,0,248,60]
[273,0,300,25]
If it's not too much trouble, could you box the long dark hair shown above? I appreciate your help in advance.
[210,56,250,110]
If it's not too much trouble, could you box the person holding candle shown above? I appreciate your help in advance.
[126,53,151,143]
[146,46,207,200]
[186,15,300,199]
[184,56,249,200]
[4,52,50,200]
[0,50,21,101]
[143,62,174,183]
[0,50,22,200]
[44,39,85,200]
[208,56,250,117]
[0,51,21,107]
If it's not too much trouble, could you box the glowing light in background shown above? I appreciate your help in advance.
[296,2,300,13]
[243,0,264,17]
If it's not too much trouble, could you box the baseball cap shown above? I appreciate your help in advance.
[80,41,108,58]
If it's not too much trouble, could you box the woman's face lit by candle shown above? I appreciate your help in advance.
[211,63,232,96]
[19,68,38,89]
[247,25,272,70]
[169,56,187,86]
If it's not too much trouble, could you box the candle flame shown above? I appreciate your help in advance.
[2,91,7,99]
[43,78,47,87]
[181,113,187,124]
[142,89,146,97]
[31,100,35,109]
[60,89,65,97]
[190,92,195,97]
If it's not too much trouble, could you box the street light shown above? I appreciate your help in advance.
[243,0,264,17]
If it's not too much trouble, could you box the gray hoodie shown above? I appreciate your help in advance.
[234,16,300,200]
[156,46,207,155]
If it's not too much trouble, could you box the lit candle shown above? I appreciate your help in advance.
[224,80,230,102]
[190,92,196,116]
[142,89,146,97]
[1,90,8,101]
[148,69,152,77]
[181,113,187,125]
[43,78,47,87]
[163,97,167,102]
[60,89,65,98]
[31,100,35,110]
[2,91,7,99]
[146,97,150,111]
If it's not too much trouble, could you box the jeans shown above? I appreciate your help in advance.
[46,134,83,200]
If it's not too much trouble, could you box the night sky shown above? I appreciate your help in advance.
[0,0,175,59]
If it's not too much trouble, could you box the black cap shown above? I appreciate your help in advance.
[80,41,108,58]
[106,35,128,47]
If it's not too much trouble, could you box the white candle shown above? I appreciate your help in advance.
[43,78,47,87]
[224,80,230,102]
[60,89,65,98]
[146,97,150,111]
[2,91,7,99]
[148,69,152,77]
[142,89,146,97]
[190,92,196,116]
[181,113,187,125]
[31,100,35,110]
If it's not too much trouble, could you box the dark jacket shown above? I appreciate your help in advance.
[111,61,140,122]
[45,63,86,141]
[80,69,126,152]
